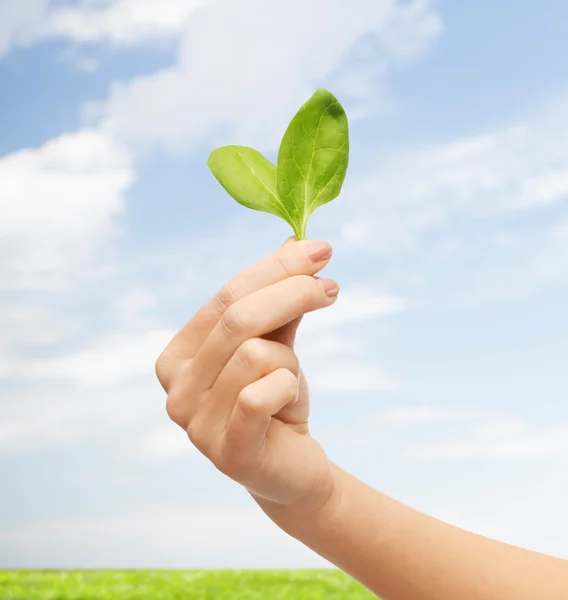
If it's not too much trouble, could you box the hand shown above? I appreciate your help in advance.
[155,236,340,515]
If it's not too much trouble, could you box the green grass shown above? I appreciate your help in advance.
[0,570,377,599]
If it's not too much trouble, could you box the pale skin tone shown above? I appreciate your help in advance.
[155,236,568,600]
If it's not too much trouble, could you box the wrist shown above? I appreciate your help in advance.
[250,461,345,538]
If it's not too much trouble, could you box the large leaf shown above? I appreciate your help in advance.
[276,89,349,240]
[207,145,293,223]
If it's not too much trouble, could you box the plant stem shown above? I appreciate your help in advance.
[294,220,308,241]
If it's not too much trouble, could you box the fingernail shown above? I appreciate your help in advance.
[319,278,340,297]
[305,241,332,263]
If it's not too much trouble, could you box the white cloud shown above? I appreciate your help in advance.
[299,286,407,334]
[0,304,79,347]
[296,286,406,392]
[0,128,141,457]
[473,419,527,438]
[412,422,568,460]
[0,129,133,291]
[458,218,568,303]
[338,95,568,256]
[0,506,328,568]
[374,405,477,425]
[0,329,174,456]
[135,424,200,462]
[112,285,159,328]
[94,0,442,152]
[528,219,568,283]
[0,377,164,457]
[41,0,209,44]
[426,493,568,560]
[309,362,398,392]
[0,0,210,58]
[33,0,209,46]
[24,329,174,386]
[297,334,367,358]
[0,0,48,57]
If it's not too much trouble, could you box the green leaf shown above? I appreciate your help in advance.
[207,89,349,241]
[277,89,349,240]
[207,145,293,223]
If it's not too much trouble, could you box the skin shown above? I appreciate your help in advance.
[155,236,568,600]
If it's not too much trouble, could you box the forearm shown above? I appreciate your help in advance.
[255,463,568,600]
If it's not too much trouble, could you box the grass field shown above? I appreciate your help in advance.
[0,570,377,599]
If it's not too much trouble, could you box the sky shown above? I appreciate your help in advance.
[1,0,568,569]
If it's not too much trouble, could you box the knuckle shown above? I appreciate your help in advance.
[300,274,318,293]
[186,417,214,457]
[217,436,252,479]
[216,280,239,313]
[237,338,269,371]
[310,275,326,297]
[274,252,294,278]
[220,306,247,338]
[279,368,300,401]
[154,352,167,383]
[287,351,300,375]
[155,346,173,375]
[216,440,238,476]
[238,387,265,417]
[165,391,187,427]
[289,275,319,306]
[164,371,194,427]
[155,351,185,391]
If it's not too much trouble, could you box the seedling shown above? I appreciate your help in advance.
[207,89,350,241]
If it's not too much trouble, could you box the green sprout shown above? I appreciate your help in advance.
[207,88,350,241]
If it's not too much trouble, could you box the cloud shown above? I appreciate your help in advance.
[0,0,210,58]
[309,363,398,392]
[0,506,328,568]
[338,94,568,257]
[93,0,442,153]
[33,0,209,46]
[0,0,47,57]
[473,419,527,438]
[0,329,173,457]
[299,285,407,334]
[456,217,568,304]
[374,405,478,425]
[0,377,165,457]
[135,424,200,462]
[411,421,568,460]
[24,329,175,386]
[0,129,133,292]
[0,128,142,457]
[295,286,406,392]
[427,490,568,560]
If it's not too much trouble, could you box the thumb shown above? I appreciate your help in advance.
[280,234,298,248]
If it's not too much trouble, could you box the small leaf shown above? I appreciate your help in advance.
[277,89,349,240]
[207,90,349,240]
[207,145,294,224]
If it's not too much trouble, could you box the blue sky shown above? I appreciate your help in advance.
[1,0,568,568]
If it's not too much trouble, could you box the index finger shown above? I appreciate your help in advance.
[160,236,333,362]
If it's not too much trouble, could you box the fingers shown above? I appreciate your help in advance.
[156,237,333,386]
[219,367,299,472]
[189,274,339,392]
[164,337,299,432]
[200,337,300,428]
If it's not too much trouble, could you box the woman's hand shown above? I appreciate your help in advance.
[155,236,339,515]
